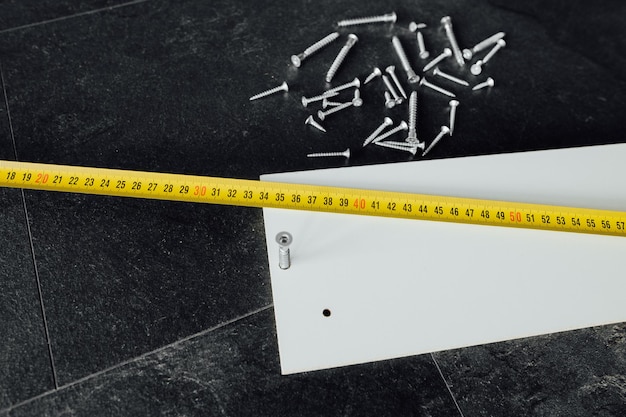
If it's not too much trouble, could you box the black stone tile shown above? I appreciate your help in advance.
[2,308,461,417]
[21,191,272,385]
[0,187,54,410]
[433,325,626,416]
[0,1,143,32]
[0,69,53,409]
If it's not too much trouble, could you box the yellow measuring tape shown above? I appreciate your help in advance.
[1,159,625,237]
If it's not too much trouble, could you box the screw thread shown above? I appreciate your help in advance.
[278,247,290,269]
[303,32,340,56]
[441,17,465,66]
[391,36,418,81]
[324,78,360,96]
[337,12,396,27]
[422,127,450,156]
[375,141,418,155]
[319,101,353,119]
[249,82,288,101]
[372,122,408,144]
[408,91,418,133]
[417,32,428,56]
[420,78,456,98]
[473,32,505,53]
[326,35,358,83]
[482,40,505,64]
[387,68,408,99]
[363,119,393,147]
[307,149,351,158]
[472,77,494,91]
[423,48,452,72]
[433,68,469,86]
[381,75,401,102]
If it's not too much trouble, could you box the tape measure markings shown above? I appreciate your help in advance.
[1,160,625,237]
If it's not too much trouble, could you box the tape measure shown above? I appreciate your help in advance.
[1,159,625,237]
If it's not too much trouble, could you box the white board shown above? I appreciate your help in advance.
[262,144,626,375]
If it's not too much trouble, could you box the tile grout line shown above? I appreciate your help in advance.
[1,304,274,414]
[0,0,151,34]
[0,61,59,390]
[430,352,466,417]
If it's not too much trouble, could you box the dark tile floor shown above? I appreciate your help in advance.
[0,0,625,415]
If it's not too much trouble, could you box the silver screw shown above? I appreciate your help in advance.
[419,77,456,98]
[337,12,397,27]
[470,39,506,75]
[364,67,382,84]
[384,91,396,109]
[417,31,430,59]
[317,101,354,121]
[323,77,361,96]
[408,22,427,32]
[276,232,293,270]
[379,140,424,150]
[249,81,288,101]
[352,89,363,107]
[422,126,451,156]
[406,91,423,147]
[291,32,340,67]
[301,91,339,107]
[433,67,469,86]
[363,117,394,147]
[391,36,420,84]
[305,115,327,132]
[440,16,465,67]
[371,120,408,144]
[375,141,419,155]
[422,48,452,72]
[462,32,505,60]
[448,100,459,135]
[322,97,343,108]
[382,74,403,105]
[385,65,408,100]
[326,34,359,83]
[472,77,495,91]
[307,148,351,159]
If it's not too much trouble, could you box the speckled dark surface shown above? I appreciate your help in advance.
[0,0,625,415]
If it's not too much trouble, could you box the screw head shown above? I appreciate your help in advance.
[372,67,382,77]
[485,77,495,87]
[399,120,409,130]
[470,60,483,75]
[351,77,361,88]
[440,16,452,26]
[383,117,393,126]
[301,96,310,107]
[449,99,459,108]
[388,12,398,23]
[442,48,453,57]
[317,110,326,121]
[497,39,506,48]
[462,48,473,60]
[290,55,302,67]
[352,98,363,107]
[441,125,451,135]
[276,232,293,247]
[385,65,396,74]
[347,33,359,44]
[408,21,418,32]
[279,81,289,92]
[419,50,430,59]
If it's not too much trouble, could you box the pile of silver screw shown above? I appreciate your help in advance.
[248,12,506,159]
